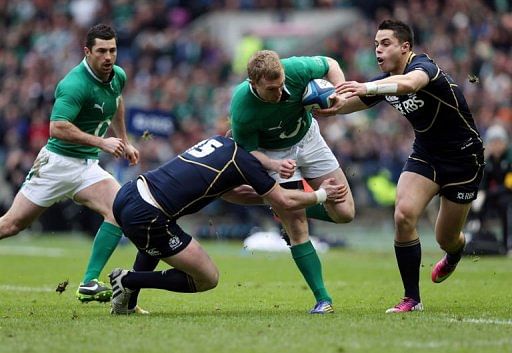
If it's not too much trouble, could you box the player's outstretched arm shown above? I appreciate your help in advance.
[222,185,264,205]
[314,95,368,117]
[337,70,429,99]
[223,178,347,210]
[265,178,347,211]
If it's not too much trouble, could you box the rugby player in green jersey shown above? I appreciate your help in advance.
[0,24,141,307]
[230,50,355,314]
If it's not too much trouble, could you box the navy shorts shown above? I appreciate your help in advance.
[113,180,192,258]
[403,150,485,204]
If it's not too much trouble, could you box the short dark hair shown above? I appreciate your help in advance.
[378,20,414,48]
[85,24,117,49]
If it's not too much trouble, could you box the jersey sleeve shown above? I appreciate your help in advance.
[359,94,385,106]
[300,56,329,78]
[283,56,329,86]
[50,79,86,122]
[234,146,277,195]
[230,84,260,152]
[407,56,439,80]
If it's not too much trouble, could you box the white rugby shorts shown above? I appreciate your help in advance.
[21,146,114,207]
[258,119,339,183]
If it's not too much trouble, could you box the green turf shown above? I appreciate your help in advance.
[0,233,510,353]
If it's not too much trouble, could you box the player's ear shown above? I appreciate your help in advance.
[84,47,90,56]
[402,41,411,52]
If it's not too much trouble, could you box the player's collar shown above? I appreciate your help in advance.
[397,52,416,75]
[405,52,416,67]
[82,57,115,84]
[248,79,291,102]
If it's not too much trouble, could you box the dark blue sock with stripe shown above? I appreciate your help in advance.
[394,239,422,302]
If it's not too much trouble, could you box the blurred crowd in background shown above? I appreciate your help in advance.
[0,0,510,235]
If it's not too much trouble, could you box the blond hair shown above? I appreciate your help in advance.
[247,50,283,83]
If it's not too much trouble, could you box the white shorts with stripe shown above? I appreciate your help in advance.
[258,119,339,184]
[20,146,115,207]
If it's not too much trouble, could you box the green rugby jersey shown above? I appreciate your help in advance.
[230,56,329,151]
[46,58,126,159]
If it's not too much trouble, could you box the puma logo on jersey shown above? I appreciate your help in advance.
[279,119,304,139]
[94,102,105,114]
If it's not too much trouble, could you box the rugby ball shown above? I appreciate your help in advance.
[302,79,335,111]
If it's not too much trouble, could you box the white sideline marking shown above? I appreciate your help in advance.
[0,245,64,257]
[0,285,53,292]
[400,337,512,349]
[447,317,512,325]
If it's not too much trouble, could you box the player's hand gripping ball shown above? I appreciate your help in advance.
[302,79,335,111]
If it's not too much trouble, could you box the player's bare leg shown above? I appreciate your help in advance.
[0,193,46,240]
[74,178,122,302]
[431,199,470,283]
[307,168,355,224]
[387,172,437,313]
[276,208,334,314]
[109,238,218,314]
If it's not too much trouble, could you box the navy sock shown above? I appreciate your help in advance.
[123,268,197,293]
[394,239,421,302]
[128,251,160,309]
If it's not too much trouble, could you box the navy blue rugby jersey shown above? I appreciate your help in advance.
[360,53,483,156]
[142,135,277,219]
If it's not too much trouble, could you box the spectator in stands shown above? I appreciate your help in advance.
[472,124,512,251]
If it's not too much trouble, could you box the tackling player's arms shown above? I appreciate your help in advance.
[222,185,264,205]
[264,182,347,210]
[222,179,348,211]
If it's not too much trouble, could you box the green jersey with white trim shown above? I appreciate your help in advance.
[230,56,329,151]
[45,58,126,159]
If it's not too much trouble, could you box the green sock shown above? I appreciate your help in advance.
[290,241,332,303]
[82,222,122,283]
[306,204,336,223]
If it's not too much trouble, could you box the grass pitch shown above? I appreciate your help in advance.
[0,231,510,353]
